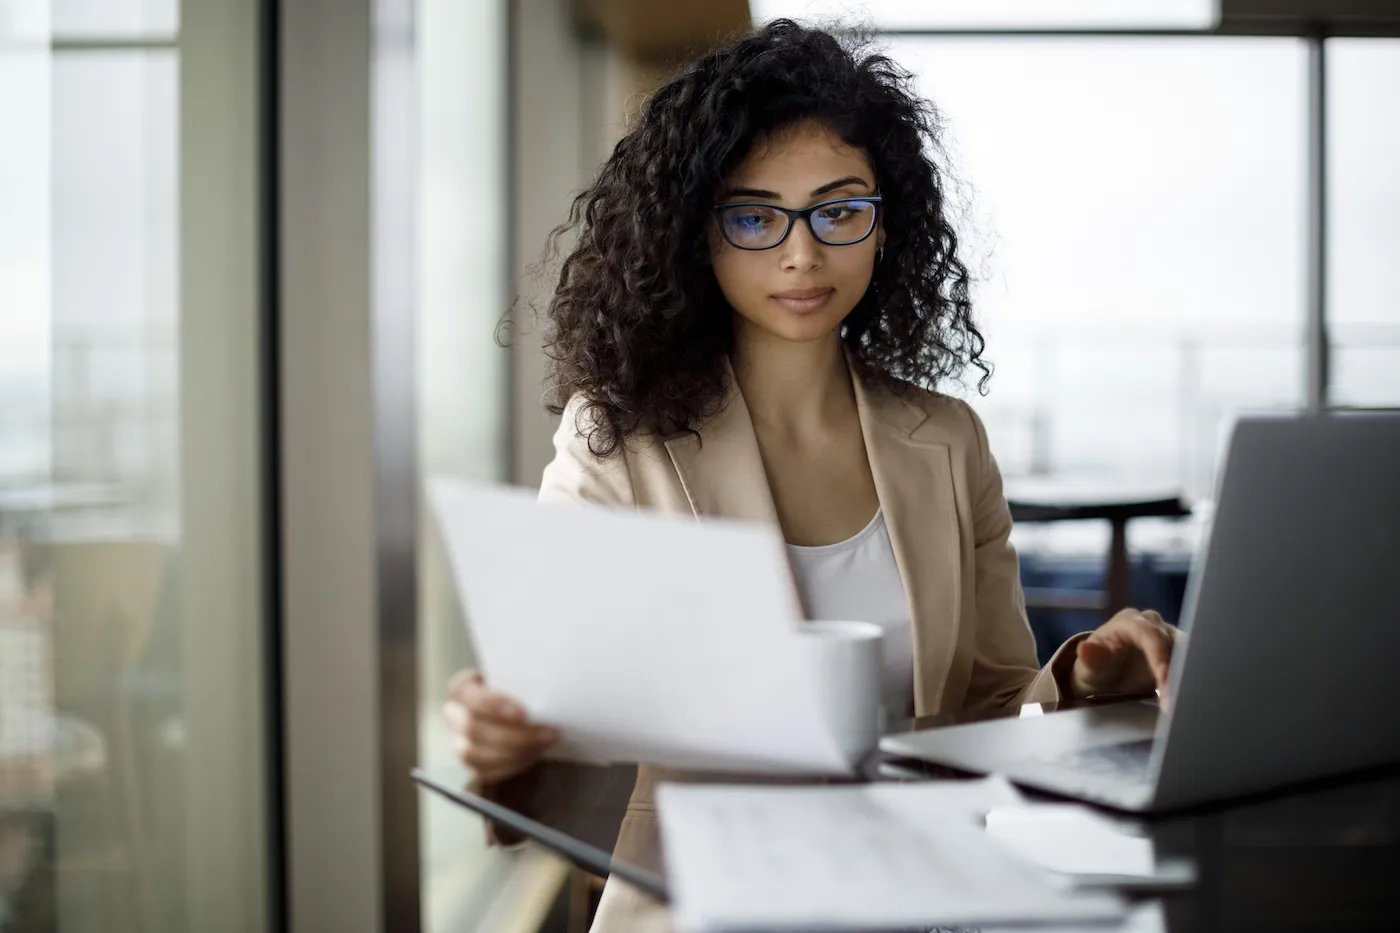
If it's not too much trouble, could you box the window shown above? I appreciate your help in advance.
[415,0,514,927]
[1,8,269,932]
[50,0,178,40]
[752,0,1217,31]
[885,37,1308,508]
[1327,39,1400,408]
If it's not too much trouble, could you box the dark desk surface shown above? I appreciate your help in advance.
[885,707,1400,932]
[453,701,1400,932]
[897,702,1400,931]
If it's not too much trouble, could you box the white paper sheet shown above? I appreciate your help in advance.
[429,478,854,774]
[987,804,1153,876]
[657,780,1125,933]
[985,804,1196,890]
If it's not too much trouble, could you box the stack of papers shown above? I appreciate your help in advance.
[657,778,1128,932]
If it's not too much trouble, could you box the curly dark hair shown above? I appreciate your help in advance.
[539,18,989,458]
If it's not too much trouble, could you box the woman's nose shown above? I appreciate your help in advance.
[778,218,824,271]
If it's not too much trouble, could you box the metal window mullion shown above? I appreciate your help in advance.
[1306,34,1331,413]
[279,2,420,931]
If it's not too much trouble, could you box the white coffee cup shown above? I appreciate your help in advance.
[795,620,885,766]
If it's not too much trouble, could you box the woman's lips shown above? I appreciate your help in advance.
[772,288,835,313]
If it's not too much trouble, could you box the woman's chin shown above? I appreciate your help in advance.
[746,309,846,345]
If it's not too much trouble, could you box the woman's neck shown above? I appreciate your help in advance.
[730,323,854,435]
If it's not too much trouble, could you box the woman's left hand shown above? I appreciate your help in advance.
[1069,608,1180,703]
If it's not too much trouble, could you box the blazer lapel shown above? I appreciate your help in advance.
[661,369,783,527]
[852,374,963,716]
[662,356,964,717]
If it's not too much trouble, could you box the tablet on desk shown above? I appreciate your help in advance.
[410,768,669,903]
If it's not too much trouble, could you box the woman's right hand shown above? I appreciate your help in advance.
[443,669,559,784]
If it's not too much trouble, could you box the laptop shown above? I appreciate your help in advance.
[879,413,1400,813]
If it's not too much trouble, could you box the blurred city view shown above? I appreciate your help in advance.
[6,22,1397,555]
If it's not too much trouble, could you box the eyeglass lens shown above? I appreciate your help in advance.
[718,199,878,249]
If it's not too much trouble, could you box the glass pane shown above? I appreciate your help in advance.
[0,36,50,484]
[415,0,515,929]
[0,26,55,933]
[1327,38,1400,408]
[50,0,179,41]
[753,0,1216,30]
[51,49,179,933]
[884,37,1307,525]
[1,28,267,933]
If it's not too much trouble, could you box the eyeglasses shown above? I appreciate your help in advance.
[712,194,883,251]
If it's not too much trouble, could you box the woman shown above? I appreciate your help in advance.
[444,19,1178,931]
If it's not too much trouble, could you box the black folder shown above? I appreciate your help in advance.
[411,767,670,903]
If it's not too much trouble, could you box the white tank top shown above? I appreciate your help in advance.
[785,509,915,730]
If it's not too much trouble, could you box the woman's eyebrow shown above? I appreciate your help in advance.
[720,176,873,202]
[721,186,781,200]
[810,175,871,197]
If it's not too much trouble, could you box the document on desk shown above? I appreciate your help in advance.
[657,780,1127,933]
[985,804,1196,891]
[429,478,853,774]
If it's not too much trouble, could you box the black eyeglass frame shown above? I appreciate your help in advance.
[711,193,884,251]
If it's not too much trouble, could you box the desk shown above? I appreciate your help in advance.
[888,704,1400,931]
[438,702,1400,932]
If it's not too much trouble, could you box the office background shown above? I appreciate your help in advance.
[0,1,1396,931]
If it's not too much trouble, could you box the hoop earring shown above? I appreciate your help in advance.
[876,245,885,264]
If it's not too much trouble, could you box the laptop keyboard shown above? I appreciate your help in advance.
[1042,738,1155,782]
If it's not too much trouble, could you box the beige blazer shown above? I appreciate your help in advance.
[533,362,1084,932]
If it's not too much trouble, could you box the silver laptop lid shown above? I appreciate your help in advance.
[1152,413,1400,808]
